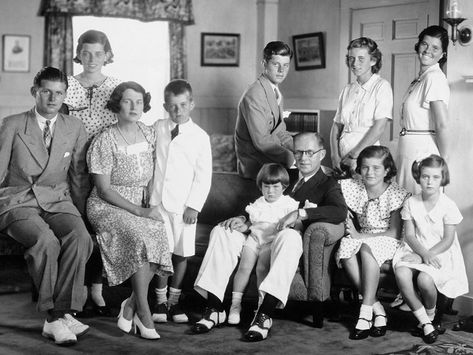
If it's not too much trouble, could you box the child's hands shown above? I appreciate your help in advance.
[219,216,248,233]
[276,210,299,231]
[183,207,199,224]
[400,253,422,264]
[421,251,442,269]
[142,206,164,222]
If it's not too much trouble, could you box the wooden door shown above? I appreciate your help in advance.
[351,1,438,153]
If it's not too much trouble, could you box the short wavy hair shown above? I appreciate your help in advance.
[33,66,68,90]
[106,81,151,113]
[73,29,114,65]
[164,79,193,102]
[256,163,290,191]
[263,41,293,62]
[411,154,450,186]
[355,145,397,182]
[345,37,382,74]
[414,25,449,68]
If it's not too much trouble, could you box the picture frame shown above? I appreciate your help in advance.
[2,35,30,72]
[292,32,325,71]
[201,32,240,67]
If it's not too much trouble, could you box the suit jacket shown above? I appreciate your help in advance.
[235,74,294,179]
[289,169,347,227]
[149,118,212,214]
[0,108,90,230]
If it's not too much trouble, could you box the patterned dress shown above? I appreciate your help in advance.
[393,193,468,298]
[86,122,173,286]
[64,76,121,140]
[336,179,410,267]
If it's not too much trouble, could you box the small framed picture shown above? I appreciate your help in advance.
[201,33,240,67]
[292,32,325,71]
[2,35,30,72]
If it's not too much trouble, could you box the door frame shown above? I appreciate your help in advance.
[338,0,440,93]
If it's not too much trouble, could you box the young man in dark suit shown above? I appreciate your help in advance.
[0,67,93,346]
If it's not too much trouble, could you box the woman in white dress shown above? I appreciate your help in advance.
[330,37,393,176]
[396,25,450,194]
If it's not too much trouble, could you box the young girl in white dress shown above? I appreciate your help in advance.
[393,155,468,344]
[227,163,299,325]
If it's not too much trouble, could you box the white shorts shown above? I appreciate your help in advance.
[158,204,196,257]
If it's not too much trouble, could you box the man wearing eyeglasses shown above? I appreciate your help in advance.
[235,41,295,180]
[193,132,347,341]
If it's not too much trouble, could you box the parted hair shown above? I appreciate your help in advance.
[106,81,151,113]
[256,163,290,191]
[345,37,382,74]
[73,29,114,65]
[33,67,68,90]
[414,25,449,68]
[355,145,397,182]
[411,154,450,186]
[263,41,293,62]
[164,79,193,102]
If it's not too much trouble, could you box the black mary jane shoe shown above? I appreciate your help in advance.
[93,303,112,317]
[411,321,445,337]
[415,323,439,344]
[75,299,112,318]
[370,314,387,337]
[349,317,372,340]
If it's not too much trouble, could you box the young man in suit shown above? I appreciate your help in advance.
[0,67,93,346]
[192,132,347,341]
[235,41,295,180]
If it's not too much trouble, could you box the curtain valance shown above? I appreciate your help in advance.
[39,0,194,24]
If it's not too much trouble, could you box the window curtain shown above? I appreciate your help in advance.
[39,0,194,77]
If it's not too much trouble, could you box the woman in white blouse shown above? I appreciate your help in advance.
[396,26,450,194]
[330,37,393,176]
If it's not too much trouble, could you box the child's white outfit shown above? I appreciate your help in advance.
[150,118,212,257]
[393,193,468,298]
[244,195,300,254]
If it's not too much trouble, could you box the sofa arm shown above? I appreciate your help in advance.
[303,222,344,302]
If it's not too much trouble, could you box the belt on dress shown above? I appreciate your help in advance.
[399,128,436,136]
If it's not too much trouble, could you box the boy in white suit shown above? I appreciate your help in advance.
[150,80,212,323]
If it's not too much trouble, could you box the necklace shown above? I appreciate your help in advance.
[116,124,137,146]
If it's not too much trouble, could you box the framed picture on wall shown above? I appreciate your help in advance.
[292,32,325,70]
[2,35,30,72]
[201,33,240,67]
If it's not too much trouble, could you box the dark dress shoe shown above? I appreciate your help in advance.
[93,304,112,317]
[370,314,387,337]
[423,329,439,344]
[244,312,272,342]
[411,322,445,337]
[191,307,226,334]
[350,328,370,340]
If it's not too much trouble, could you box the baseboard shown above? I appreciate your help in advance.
[454,294,473,316]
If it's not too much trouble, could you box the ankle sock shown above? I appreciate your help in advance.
[90,283,106,307]
[155,287,168,305]
[231,292,243,307]
[426,307,436,322]
[413,307,435,335]
[356,304,373,330]
[168,287,182,306]
[372,301,387,327]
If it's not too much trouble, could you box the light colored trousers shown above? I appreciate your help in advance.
[194,225,303,306]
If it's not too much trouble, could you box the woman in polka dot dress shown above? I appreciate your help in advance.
[64,30,121,317]
[64,29,121,141]
[335,146,409,340]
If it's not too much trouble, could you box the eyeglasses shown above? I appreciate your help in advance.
[294,148,324,159]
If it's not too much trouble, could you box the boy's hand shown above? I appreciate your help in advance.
[183,207,199,224]
[219,216,247,233]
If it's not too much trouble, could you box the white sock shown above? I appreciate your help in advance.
[413,307,434,335]
[372,301,387,327]
[426,307,436,322]
[231,292,243,306]
[168,287,182,306]
[90,283,106,307]
[154,287,168,305]
[355,304,373,330]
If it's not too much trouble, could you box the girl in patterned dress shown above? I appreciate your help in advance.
[87,82,172,339]
[336,146,409,340]
[393,155,467,344]
[65,30,122,317]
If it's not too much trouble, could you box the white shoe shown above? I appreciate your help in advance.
[133,314,160,340]
[62,314,89,337]
[228,304,241,325]
[42,319,77,346]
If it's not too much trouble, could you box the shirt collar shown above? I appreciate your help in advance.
[356,73,379,90]
[35,107,58,130]
[419,63,441,78]
[169,117,193,133]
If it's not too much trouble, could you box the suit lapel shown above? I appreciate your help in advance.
[259,75,280,129]
[17,109,49,169]
[44,114,72,173]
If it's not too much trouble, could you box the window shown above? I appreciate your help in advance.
[73,16,170,125]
